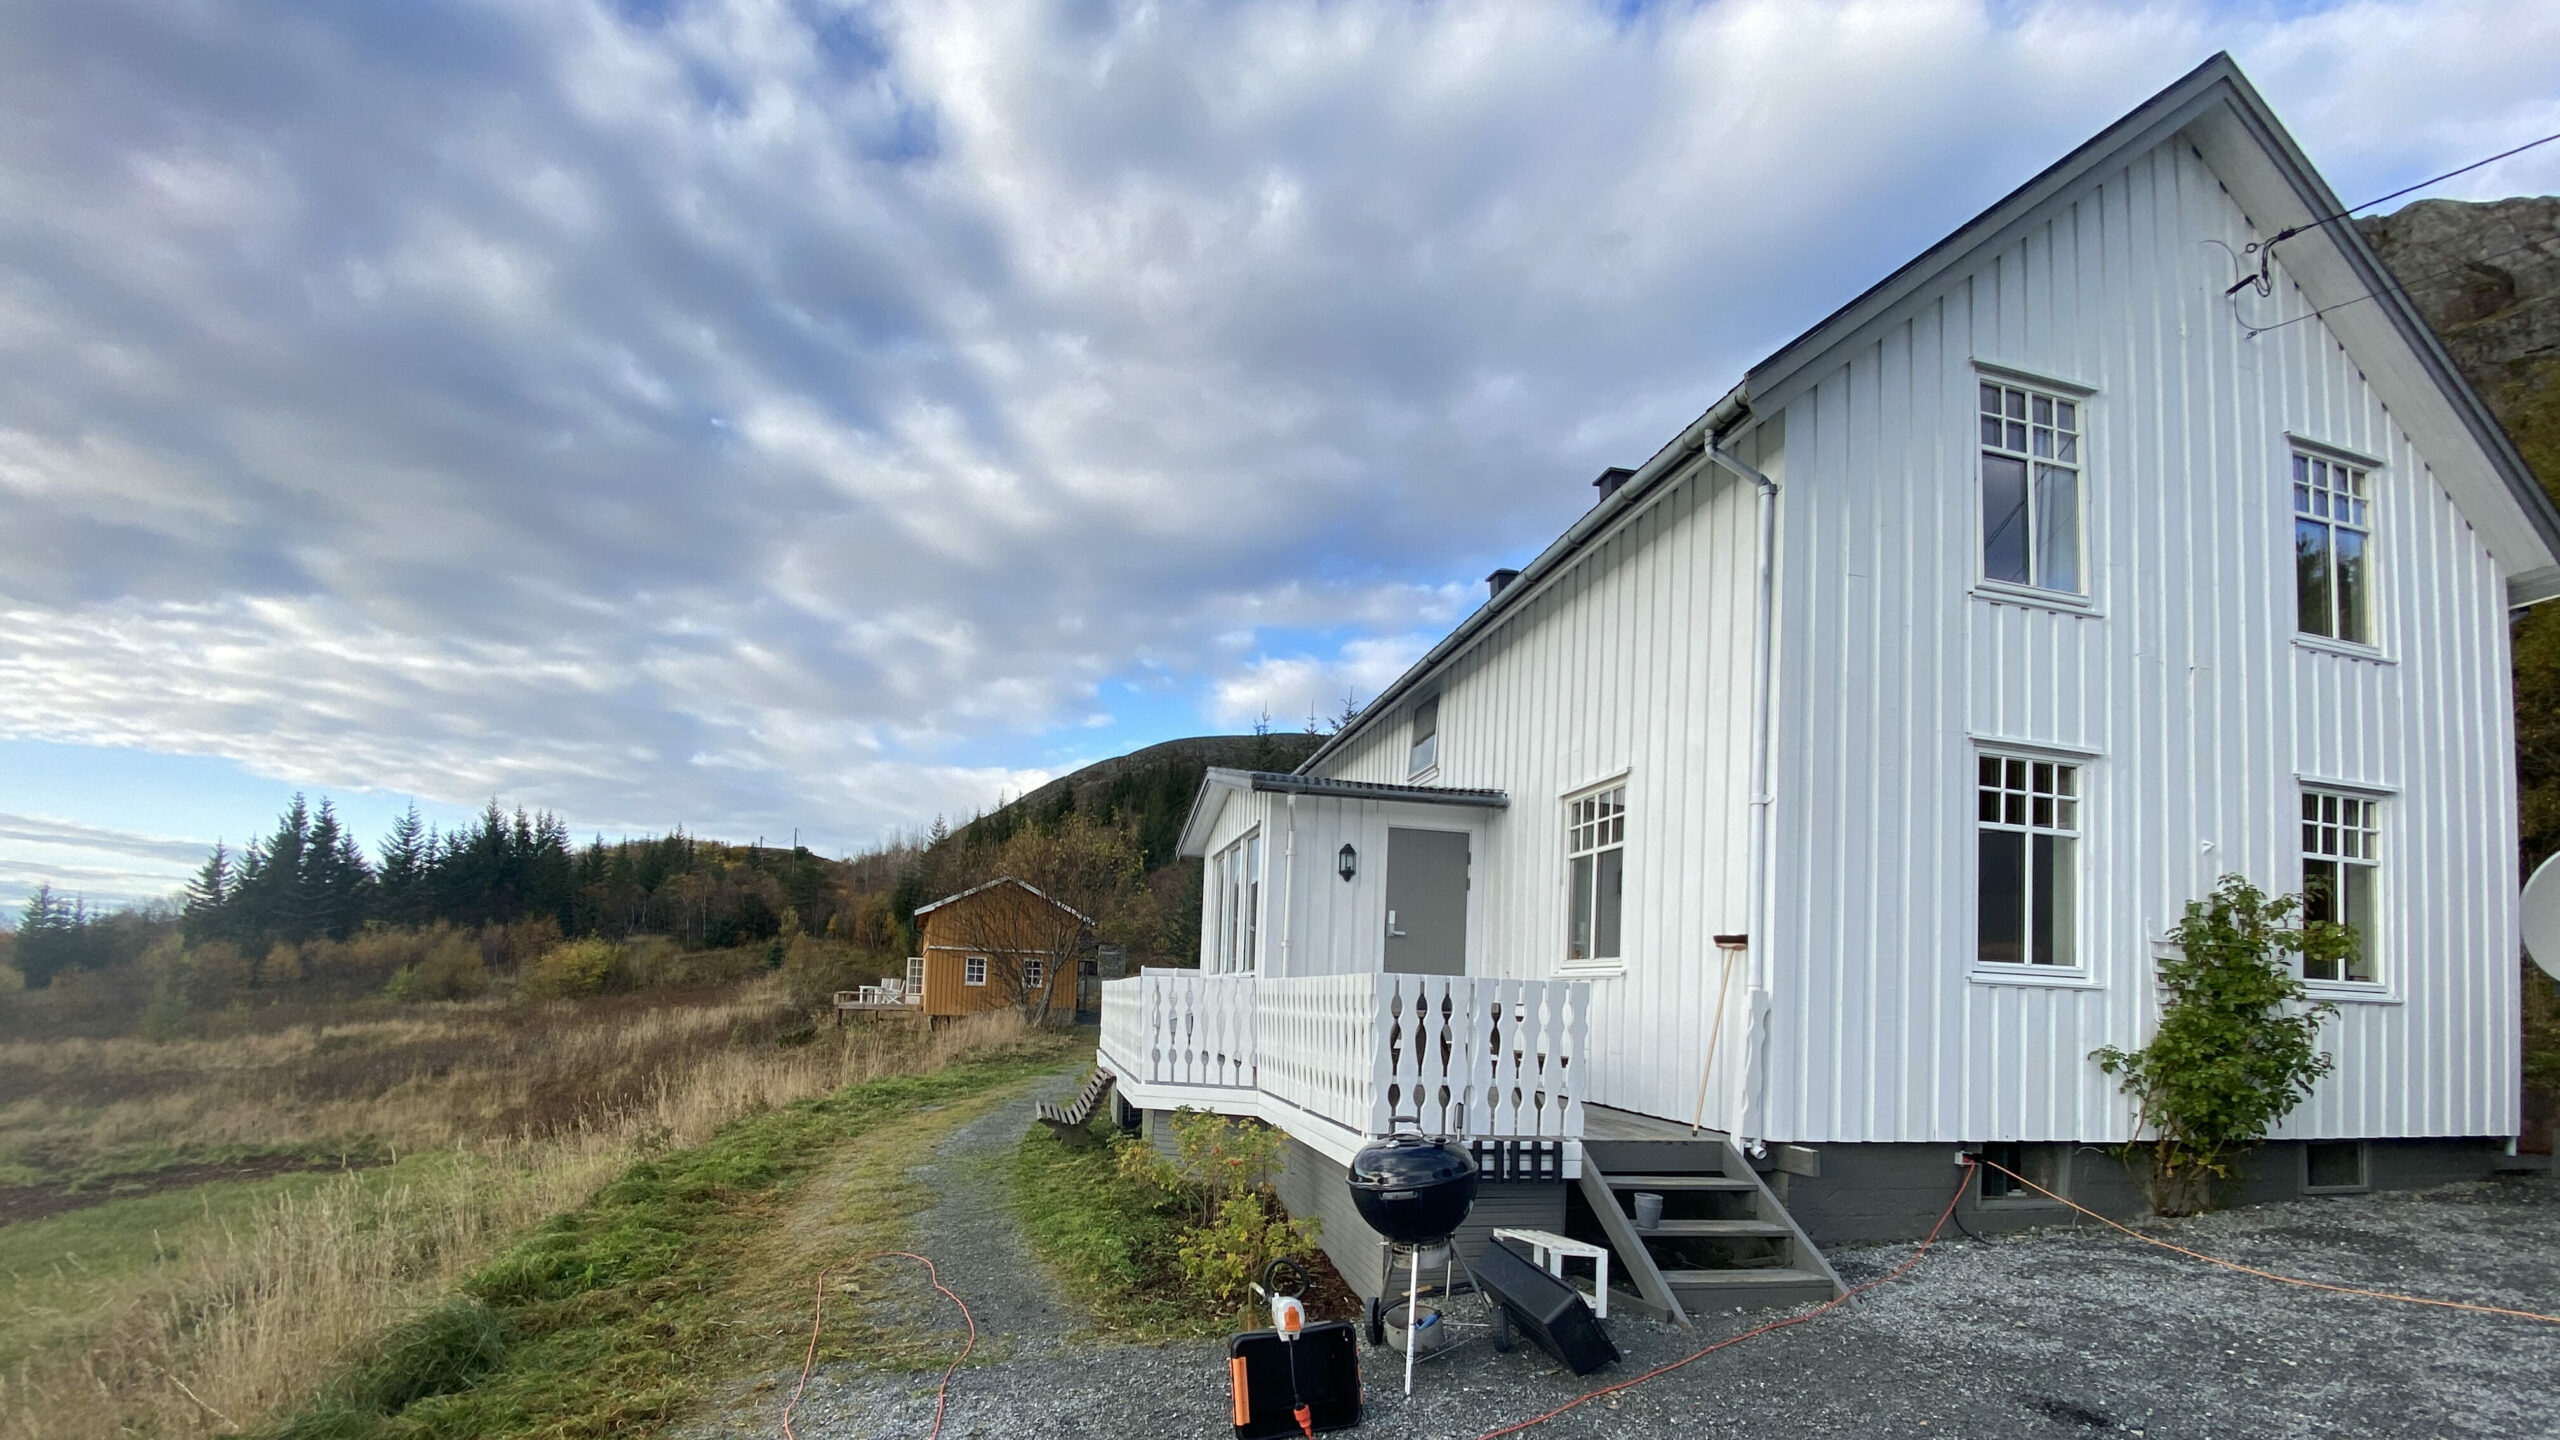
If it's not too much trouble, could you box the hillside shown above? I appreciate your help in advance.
[2359,197,2560,869]
[953,731,1323,868]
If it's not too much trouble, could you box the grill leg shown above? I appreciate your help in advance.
[1403,1247,1420,1397]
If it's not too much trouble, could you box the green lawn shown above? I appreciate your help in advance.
[0,1158,444,1371]
[251,1036,1078,1440]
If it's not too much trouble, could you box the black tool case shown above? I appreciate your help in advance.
[1476,1237,1619,1377]
[1227,1321,1363,1437]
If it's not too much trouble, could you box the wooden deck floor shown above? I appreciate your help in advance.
[1581,1103,1728,1143]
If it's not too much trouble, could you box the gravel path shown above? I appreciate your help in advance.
[761,1165,2560,1439]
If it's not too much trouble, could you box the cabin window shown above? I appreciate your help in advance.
[1023,957,1044,991]
[1212,829,1262,973]
[1978,381,2081,593]
[2293,452,2372,644]
[1976,755,2079,967]
[1409,696,1441,778]
[1564,785,1626,965]
[2301,791,2380,984]
[965,956,987,986]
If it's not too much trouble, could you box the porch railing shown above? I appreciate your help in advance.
[1099,970,1587,1143]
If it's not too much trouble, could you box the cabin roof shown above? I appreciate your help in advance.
[912,875,1093,925]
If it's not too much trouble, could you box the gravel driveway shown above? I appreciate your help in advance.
[748,1123,2560,1439]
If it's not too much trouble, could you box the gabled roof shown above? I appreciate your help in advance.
[1744,52,2560,592]
[1175,767,1510,859]
[913,875,1093,925]
[1300,53,2560,776]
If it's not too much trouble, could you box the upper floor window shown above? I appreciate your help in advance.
[1211,830,1261,973]
[2294,453,2372,644]
[1979,382,2082,594]
[2301,791,2379,984]
[1977,755,2079,968]
[1409,696,1440,778]
[1564,785,1625,966]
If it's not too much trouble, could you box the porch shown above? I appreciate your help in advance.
[1097,968,1591,1174]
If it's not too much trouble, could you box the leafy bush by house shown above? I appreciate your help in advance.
[1019,1108,1319,1334]
[2093,874,2345,1214]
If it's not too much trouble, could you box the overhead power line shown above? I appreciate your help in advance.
[2228,128,2560,298]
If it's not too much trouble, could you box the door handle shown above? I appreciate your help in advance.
[1386,909,1406,938]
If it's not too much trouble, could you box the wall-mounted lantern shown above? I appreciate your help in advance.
[1337,843,1358,882]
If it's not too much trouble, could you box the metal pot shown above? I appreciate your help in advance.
[1347,1129,1478,1246]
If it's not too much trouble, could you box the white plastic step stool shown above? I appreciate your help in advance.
[1489,1227,1611,1320]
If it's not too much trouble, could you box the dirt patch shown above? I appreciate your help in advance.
[0,1154,380,1227]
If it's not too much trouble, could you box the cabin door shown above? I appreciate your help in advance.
[1384,827,1469,975]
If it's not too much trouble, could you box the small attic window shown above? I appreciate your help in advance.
[1408,696,1440,778]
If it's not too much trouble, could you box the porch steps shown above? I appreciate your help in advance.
[1571,1114,1844,1326]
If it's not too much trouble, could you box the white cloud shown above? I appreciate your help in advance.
[0,0,2553,860]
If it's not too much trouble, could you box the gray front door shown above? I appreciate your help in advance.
[1384,827,1469,975]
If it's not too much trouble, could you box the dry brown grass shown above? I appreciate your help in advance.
[0,979,899,1184]
[0,991,1041,1440]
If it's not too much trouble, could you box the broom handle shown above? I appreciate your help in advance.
[1689,946,1741,1135]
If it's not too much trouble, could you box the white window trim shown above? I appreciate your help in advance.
[1210,827,1263,975]
[1408,695,1441,781]
[2299,786,2388,996]
[964,955,987,987]
[1559,778,1629,976]
[1023,957,1045,991]
[1972,363,2095,602]
[2288,444,2381,652]
[1969,747,2091,982]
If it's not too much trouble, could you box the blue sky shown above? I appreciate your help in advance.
[3,0,2556,913]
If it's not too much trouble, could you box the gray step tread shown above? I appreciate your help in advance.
[1659,1266,1833,1289]
[1606,1173,1753,1191]
[1628,1218,1792,1238]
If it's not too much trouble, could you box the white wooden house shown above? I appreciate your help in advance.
[1097,54,2560,1322]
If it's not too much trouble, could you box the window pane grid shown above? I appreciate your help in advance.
[1977,754,2079,968]
[1980,382,2081,593]
[1565,786,1626,964]
[2293,452,2372,642]
[2300,790,2379,983]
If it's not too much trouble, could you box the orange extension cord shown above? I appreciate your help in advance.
[1466,1159,1978,1440]
[781,1251,979,1440]
[1971,1156,2560,1327]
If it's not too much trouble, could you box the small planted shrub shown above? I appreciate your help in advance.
[1133,1109,1320,1322]
[2093,874,2346,1214]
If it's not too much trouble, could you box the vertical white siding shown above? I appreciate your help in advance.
[1757,136,2519,1145]
[1314,461,1764,1121]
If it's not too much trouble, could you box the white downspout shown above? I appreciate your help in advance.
[1279,792,1298,978]
[1710,433,1779,1151]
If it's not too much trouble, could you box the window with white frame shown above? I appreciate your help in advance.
[1211,830,1262,973]
[2294,452,2372,644]
[2301,791,2379,984]
[1977,755,2079,967]
[1979,381,2082,594]
[1564,785,1625,965]
[1409,696,1441,778]
[1023,957,1045,992]
[965,955,987,986]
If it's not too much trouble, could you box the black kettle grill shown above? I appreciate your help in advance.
[1346,1125,1478,1246]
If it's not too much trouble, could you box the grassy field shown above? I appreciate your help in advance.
[0,970,1071,1440]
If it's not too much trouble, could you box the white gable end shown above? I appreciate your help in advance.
[1756,125,2519,1146]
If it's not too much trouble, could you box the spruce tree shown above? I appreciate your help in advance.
[378,805,426,926]
[183,842,234,942]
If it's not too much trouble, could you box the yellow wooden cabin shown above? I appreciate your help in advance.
[912,877,1088,1018]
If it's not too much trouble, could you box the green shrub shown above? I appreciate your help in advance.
[1116,1110,1318,1325]
[519,938,621,1000]
[2093,874,2345,1214]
